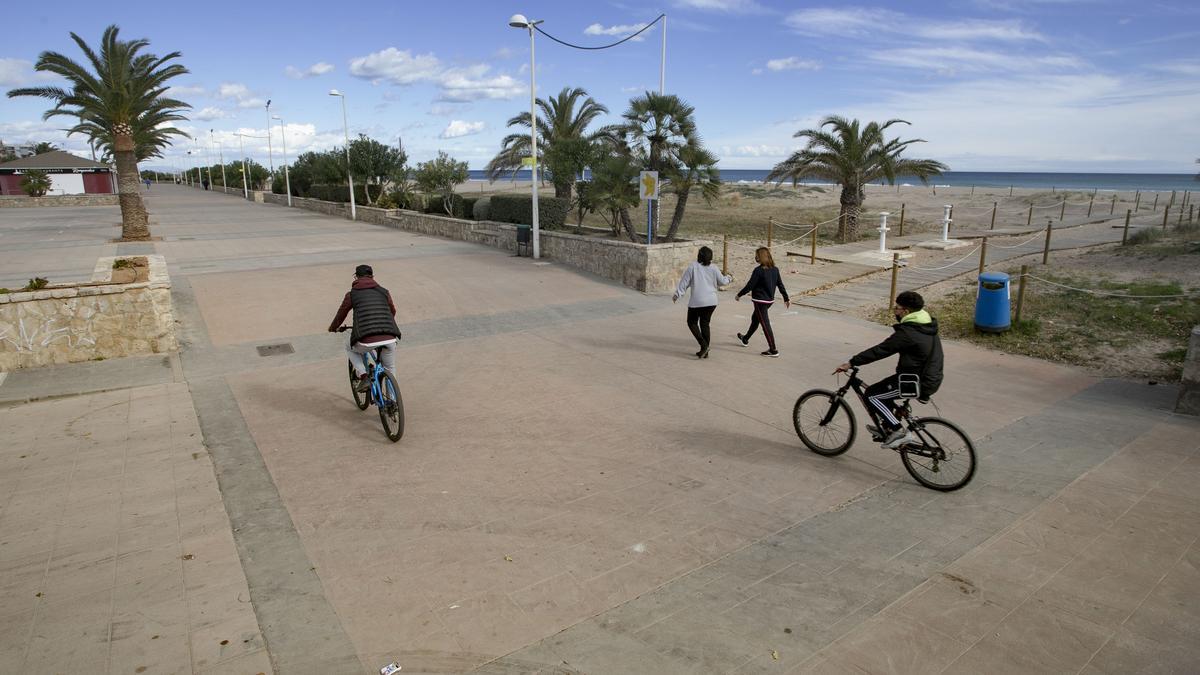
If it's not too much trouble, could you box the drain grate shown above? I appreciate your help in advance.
[256,343,295,357]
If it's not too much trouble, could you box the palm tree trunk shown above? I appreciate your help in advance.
[665,187,690,241]
[837,184,862,243]
[618,207,639,242]
[113,135,150,241]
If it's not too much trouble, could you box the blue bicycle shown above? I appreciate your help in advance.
[339,327,405,442]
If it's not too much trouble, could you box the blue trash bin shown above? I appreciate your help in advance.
[974,271,1011,333]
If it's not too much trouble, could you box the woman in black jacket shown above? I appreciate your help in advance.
[735,247,790,357]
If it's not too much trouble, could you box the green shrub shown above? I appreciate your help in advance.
[20,170,51,197]
[112,259,133,270]
[473,196,491,221]
[0,288,10,294]
[488,194,569,229]
[421,192,466,217]
[23,277,49,291]
[461,196,479,220]
[1125,228,1162,246]
[376,191,398,209]
[306,183,369,204]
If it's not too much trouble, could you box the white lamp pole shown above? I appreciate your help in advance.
[509,14,543,259]
[329,90,357,220]
[211,129,227,190]
[235,133,249,198]
[272,114,292,207]
[660,14,666,95]
[265,99,275,176]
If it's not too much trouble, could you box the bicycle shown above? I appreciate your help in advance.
[338,327,404,442]
[792,366,976,491]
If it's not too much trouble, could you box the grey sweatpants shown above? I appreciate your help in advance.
[346,337,397,378]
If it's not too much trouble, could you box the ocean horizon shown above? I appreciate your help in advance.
[470,170,1198,193]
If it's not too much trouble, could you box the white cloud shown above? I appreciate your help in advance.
[168,85,207,98]
[218,83,251,99]
[349,48,442,85]
[494,47,515,60]
[1152,60,1200,77]
[867,47,1082,74]
[194,107,229,121]
[436,65,524,102]
[672,0,767,13]
[766,57,821,72]
[0,58,58,87]
[584,23,655,41]
[440,120,485,139]
[784,7,898,35]
[428,103,467,116]
[285,62,334,79]
[621,85,647,93]
[236,98,267,109]
[785,8,1043,42]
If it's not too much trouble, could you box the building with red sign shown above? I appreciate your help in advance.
[0,150,116,195]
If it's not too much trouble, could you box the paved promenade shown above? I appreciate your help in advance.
[1,187,1197,674]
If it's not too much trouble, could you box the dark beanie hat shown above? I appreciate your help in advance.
[355,264,373,277]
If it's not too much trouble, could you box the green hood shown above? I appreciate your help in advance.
[900,309,932,325]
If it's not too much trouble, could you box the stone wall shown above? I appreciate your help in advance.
[244,192,708,294]
[1176,325,1200,415]
[0,194,119,208]
[0,255,177,370]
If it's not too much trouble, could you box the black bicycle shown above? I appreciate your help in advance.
[792,366,976,491]
[338,327,404,442]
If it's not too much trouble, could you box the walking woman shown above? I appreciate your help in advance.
[735,247,790,357]
[673,246,732,358]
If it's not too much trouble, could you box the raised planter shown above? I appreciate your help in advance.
[0,194,119,208]
[1177,325,1200,416]
[0,255,176,370]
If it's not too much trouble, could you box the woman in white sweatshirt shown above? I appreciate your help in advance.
[673,246,733,358]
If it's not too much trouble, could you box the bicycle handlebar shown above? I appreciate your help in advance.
[336,326,350,332]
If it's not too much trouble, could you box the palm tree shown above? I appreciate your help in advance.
[768,116,947,242]
[664,143,721,241]
[621,92,697,174]
[7,25,190,241]
[33,142,59,154]
[486,86,609,200]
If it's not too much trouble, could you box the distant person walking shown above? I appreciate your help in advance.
[143,177,151,190]
[673,246,733,359]
[735,247,789,357]
[201,177,209,190]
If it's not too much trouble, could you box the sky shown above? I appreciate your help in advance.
[2,0,1198,174]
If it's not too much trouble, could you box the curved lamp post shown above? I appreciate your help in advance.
[509,13,543,259]
[329,89,357,220]
[272,115,292,207]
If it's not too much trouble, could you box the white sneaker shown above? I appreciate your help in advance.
[882,429,917,449]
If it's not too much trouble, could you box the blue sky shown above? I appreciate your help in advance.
[3,0,1198,173]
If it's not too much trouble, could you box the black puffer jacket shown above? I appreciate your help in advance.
[736,265,789,303]
[850,313,944,396]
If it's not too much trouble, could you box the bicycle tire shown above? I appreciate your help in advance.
[376,371,405,442]
[349,362,369,411]
[793,389,856,456]
[901,417,976,491]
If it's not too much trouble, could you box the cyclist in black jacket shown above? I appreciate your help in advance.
[736,247,790,357]
[836,290,944,449]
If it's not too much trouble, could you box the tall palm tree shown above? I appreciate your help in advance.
[664,143,721,241]
[768,116,947,242]
[486,86,608,200]
[620,92,703,240]
[8,25,190,240]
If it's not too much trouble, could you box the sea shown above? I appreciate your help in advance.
[468,170,1197,193]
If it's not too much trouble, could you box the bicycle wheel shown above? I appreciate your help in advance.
[349,362,368,411]
[376,371,405,442]
[901,417,976,491]
[793,389,857,456]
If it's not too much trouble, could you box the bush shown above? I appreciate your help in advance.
[421,192,466,217]
[20,170,51,197]
[473,196,491,221]
[24,277,49,291]
[375,192,398,209]
[1126,228,1163,246]
[306,183,369,204]
[488,194,569,229]
[461,196,479,220]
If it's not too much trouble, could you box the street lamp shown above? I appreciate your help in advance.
[265,99,275,176]
[186,150,201,186]
[211,129,227,190]
[508,14,543,259]
[272,114,292,207]
[329,89,357,220]
[233,133,250,198]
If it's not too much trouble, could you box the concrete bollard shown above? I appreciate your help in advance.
[877,212,890,253]
[941,205,952,242]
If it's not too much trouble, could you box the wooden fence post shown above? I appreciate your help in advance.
[1179,205,1185,227]
[1059,200,1066,220]
[888,253,899,309]
[990,202,997,230]
[810,223,817,265]
[1015,264,1028,323]
[1122,209,1131,245]
[722,234,728,275]
[1163,205,1170,230]
[1009,185,1013,197]
[1153,193,1159,212]
[978,238,988,276]
[1190,204,1195,224]
[767,218,773,249]
[1110,193,1116,214]
[1042,218,1054,264]
[898,203,906,237]
[1087,194,1094,217]
[1134,190,1141,211]
[1027,203,1034,227]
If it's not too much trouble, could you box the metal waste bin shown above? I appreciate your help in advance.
[515,224,531,257]
[974,271,1011,333]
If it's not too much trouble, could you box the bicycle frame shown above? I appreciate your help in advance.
[828,367,915,437]
[362,349,387,407]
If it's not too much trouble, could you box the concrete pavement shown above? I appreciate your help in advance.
[1,186,1197,674]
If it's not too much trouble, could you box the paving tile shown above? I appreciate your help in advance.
[819,615,970,675]
[1084,628,1200,675]
[892,575,1015,645]
[981,596,1114,673]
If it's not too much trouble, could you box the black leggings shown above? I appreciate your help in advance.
[743,302,776,351]
[686,305,716,349]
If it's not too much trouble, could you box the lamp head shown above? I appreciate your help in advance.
[271,115,281,120]
[508,14,529,28]
[329,89,342,97]
[265,99,271,108]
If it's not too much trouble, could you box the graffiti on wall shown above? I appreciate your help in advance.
[0,316,96,352]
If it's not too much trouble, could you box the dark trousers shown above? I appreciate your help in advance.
[686,305,716,349]
[864,375,903,431]
[743,301,776,351]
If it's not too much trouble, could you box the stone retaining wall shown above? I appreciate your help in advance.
[0,255,177,370]
[248,191,709,293]
[1177,325,1200,415]
[0,194,119,208]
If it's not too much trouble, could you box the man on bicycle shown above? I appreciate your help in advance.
[328,264,402,392]
[835,290,943,449]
